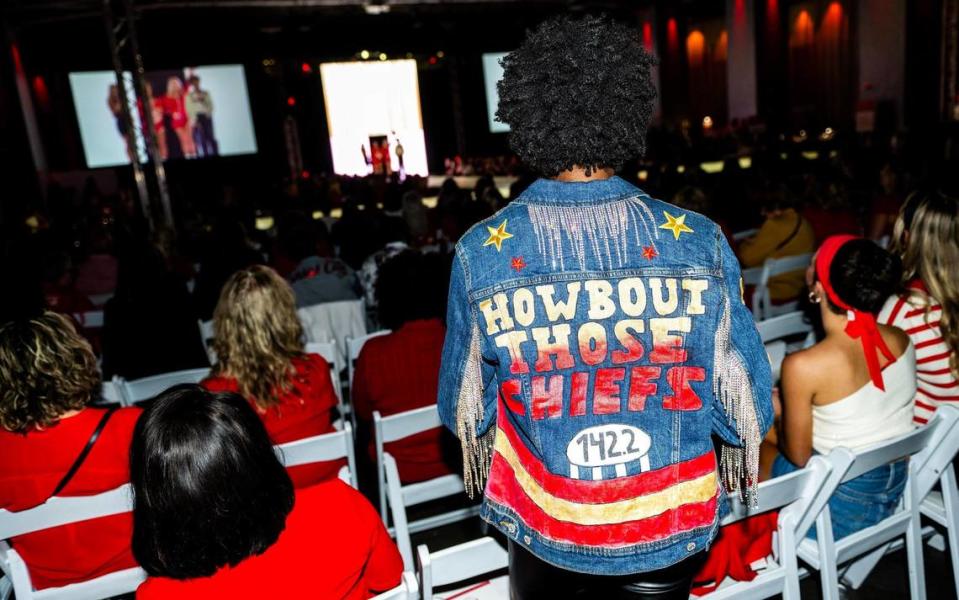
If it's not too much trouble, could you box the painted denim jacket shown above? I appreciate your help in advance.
[438,176,773,576]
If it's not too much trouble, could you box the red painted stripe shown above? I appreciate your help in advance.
[918,351,953,365]
[888,297,908,324]
[496,407,716,504]
[918,367,955,376]
[922,379,959,389]
[905,305,941,319]
[915,337,946,350]
[917,388,959,401]
[486,461,718,546]
[905,321,941,335]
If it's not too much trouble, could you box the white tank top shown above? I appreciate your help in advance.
[812,343,917,454]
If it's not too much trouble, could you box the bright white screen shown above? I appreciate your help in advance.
[482,52,510,134]
[320,60,428,177]
[69,64,257,169]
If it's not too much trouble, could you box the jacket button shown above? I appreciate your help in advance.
[686,542,696,552]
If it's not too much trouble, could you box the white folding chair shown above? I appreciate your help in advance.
[765,341,787,382]
[376,407,480,569]
[196,319,215,363]
[756,311,815,349]
[0,484,146,600]
[97,378,124,406]
[698,455,832,600]
[416,537,508,600]
[86,293,113,308]
[918,414,959,599]
[275,423,358,489]
[347,329,391,397]
[72,311,104,330]
[796,406,959,600]
[118,368,210,407]
[370,572,418,600]
[732,228,759,243]
[752,253,813,321]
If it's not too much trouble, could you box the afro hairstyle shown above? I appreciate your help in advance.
[496,14,658,177]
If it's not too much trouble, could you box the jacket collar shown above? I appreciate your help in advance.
[518,176,642,205]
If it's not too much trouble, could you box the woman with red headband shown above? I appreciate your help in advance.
[771,235,915,539]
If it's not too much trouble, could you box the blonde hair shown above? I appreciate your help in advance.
[892,190,959,377]
[212,266,304,409]
[0,311,101,432]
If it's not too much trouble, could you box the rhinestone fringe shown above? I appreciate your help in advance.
[456,323,494,498]
[713,297,762,506]
[527,198,660,271]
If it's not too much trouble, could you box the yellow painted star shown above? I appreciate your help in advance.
[659,211,694,240]
[483,220,514,252]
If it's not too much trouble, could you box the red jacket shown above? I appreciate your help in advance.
[0,406,142,590]
[136,481,403,599]
[352,319,454,483]
[203,353,340,486]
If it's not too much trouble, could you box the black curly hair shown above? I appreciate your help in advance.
[826,240,903,315]
[496,14,658,177]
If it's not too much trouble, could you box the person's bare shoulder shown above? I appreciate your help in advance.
[878,323,911,357]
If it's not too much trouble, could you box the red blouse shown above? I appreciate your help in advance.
[202,353,339,486]
[0,406,142,590]
[136,480,403,600]
[352,319,454,482]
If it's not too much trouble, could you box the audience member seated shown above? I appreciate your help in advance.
[192,217,263,320]
[203,265,339,485]
[102,238,209,380]
[41,251,95,315]
[132,386,403,599]
[75,227,118,298]
[353,252,457,482]
[767,237,914,539]
[880,190,959,424]
[868,161,906,241]
[281,213,362,307]
[738,188,815,303]
[801,180,862,243]
[0,311,142,589]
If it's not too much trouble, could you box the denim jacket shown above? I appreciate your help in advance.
[438,176,773,576]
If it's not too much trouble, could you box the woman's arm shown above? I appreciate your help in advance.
[778,352,816,467]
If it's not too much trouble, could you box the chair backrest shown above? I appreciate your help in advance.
[72,311,104,329]
[99,378,124,405]
[275,423,358,489]
[119,368,210,406]
[901,405,959,500]
[375,405,440,445]
[754,253,813,320]
[732,228,759,242]
[416,537,507,600]
[370,572,418,600]
[0,484,145,600]
[197,319,216,363]
[297,299,368,367]
[756,311,813,344]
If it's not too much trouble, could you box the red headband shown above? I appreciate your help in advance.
[815,235,895,391]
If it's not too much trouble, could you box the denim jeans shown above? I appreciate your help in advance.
[772,453,907,540]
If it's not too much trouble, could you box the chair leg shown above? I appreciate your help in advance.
[779,527,802,600]
[906,495,928,600]
[841,543,888,590]
[816,511,842,600]
[0,575,10,600]
[941,466,959,599]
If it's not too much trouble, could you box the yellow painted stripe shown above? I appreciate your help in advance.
[494,431,717,526]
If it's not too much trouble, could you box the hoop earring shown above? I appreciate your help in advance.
[808,291,821,304]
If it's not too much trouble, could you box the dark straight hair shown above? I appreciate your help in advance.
[131,385,294,579]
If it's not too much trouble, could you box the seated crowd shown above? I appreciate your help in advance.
[0,151,957,598]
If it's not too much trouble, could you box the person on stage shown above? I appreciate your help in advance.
[185,75,219,157]
[437,15,773,599]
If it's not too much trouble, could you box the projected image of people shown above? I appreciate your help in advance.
[186,75,219,157]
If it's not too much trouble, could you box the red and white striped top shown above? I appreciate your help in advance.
[879,282,959,424]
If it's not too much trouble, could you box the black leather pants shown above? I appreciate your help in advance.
[508,541,705,600]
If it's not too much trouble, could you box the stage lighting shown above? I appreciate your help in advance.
[312,210,324,220]
[677,165,686,174]
[360,50,371,59]
[379,53,388,61]
[287,96,296,107]
[437,51,445,58]
[700,161,723,173]
[301,62,312,74]
[702,115,713,130]
[738,156,752,169]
